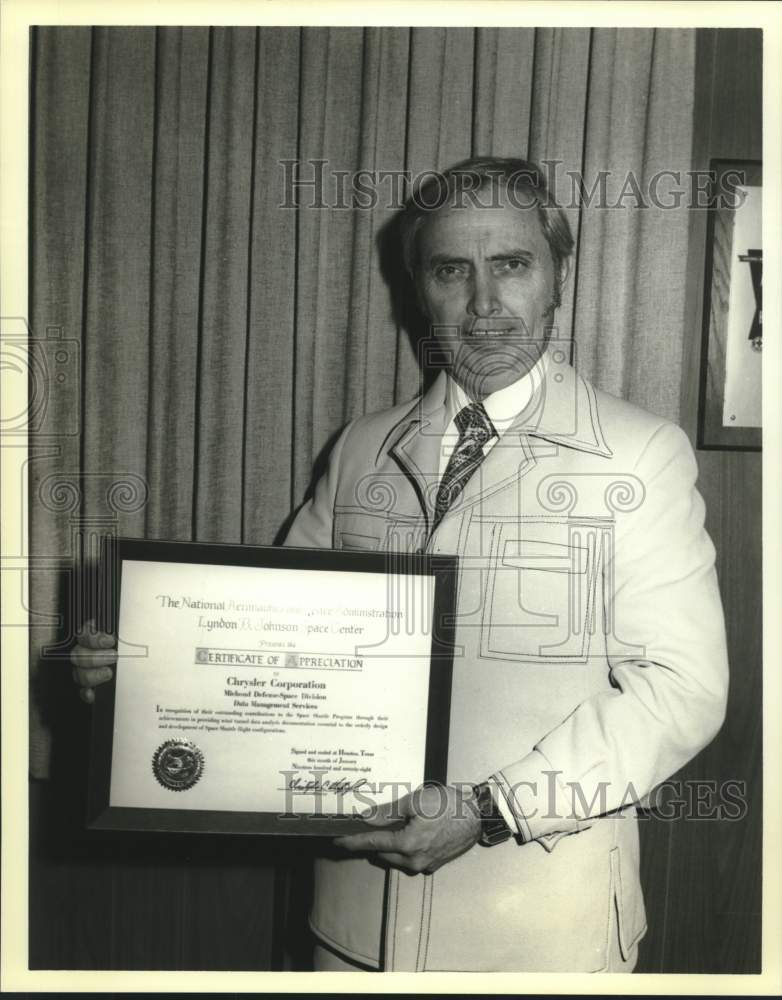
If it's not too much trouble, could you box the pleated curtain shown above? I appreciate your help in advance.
[29,26,696,776]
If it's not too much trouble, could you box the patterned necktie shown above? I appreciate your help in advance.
[433,402,496,530]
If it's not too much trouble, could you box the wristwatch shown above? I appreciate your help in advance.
[472,782,514,846]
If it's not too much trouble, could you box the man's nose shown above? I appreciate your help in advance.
[467,269,501,317]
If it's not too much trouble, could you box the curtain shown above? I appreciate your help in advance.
[29,25,696,777]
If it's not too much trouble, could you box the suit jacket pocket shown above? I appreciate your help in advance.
[334,510,425,552]
[480,520,600,663]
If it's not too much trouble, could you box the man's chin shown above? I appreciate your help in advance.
[451,353,542,400]
[452,370,519,401]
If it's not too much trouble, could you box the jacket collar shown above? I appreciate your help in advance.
[379,359,612,528]
[383,357,612,466]
[512,355,613,458]
[451,358,613,518]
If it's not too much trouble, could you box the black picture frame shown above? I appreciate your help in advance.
[87,536,457,837]
[697,158,762,452]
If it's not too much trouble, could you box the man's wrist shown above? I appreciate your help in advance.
[471,781,515,846]
[488,776,522,837]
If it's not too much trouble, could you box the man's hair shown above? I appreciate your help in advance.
[400,156,575,309]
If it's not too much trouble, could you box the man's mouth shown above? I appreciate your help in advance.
[466,325,519,338]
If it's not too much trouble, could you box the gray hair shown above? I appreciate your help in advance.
[400,156,575,308]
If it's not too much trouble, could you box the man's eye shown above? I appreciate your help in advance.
[435,264,466,281]
[497,258,529,273]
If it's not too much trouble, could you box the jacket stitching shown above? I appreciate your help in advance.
[423,875,434,970]
[480,521,596,664]
[415,876,429,971]
[389,871,399,971]
[593,850,615,973]
[308,914,380,967]
[611,843,646,957]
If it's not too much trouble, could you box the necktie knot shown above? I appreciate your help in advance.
[454,402,495,446]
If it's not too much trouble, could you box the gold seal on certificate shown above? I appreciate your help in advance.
[151,739,205,792]
[87,539,456,835]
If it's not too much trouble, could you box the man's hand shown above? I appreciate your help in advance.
[333,784,482,875]
[70,619,116,704]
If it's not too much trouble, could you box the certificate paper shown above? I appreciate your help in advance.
[88,540,455,835]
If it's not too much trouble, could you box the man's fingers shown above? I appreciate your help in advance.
[75,620,115,650]
[70,620,116,704]
[374,851,415,870]
[70,645,117,670]
[72,664,114,688]
[334,828,403,853]
[75,618,97,643]
[360,797,409,827]
[375,851,433,875]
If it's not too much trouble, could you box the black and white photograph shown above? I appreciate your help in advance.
[2,0,780,991]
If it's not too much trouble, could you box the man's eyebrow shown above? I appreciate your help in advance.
[488,248,536,260]
[426,248,537,267]
[427,253,472,267]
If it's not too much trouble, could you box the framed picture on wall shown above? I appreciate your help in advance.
[697,159,762,451]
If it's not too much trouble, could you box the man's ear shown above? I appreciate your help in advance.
[559,255,572,289]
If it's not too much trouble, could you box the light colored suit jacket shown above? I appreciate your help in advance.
[284,353,729,972]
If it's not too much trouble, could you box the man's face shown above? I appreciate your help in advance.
[416,198,559,400]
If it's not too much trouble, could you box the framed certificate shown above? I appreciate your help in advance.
[87,538,457,836]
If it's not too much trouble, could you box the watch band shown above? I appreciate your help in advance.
[472,781,514,846]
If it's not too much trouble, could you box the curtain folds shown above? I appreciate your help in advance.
[29,25,696,777]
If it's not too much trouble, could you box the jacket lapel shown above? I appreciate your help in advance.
[450,422,537,517]
[384,372,448,526]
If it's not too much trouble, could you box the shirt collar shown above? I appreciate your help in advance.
[444,348,551,436]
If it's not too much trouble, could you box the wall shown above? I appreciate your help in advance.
[636,27,763,973]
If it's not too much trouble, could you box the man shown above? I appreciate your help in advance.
[72,158,729,973]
